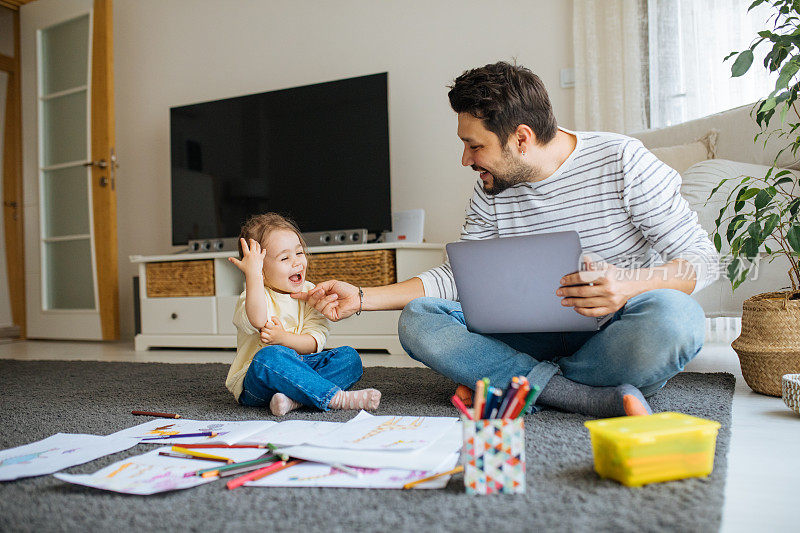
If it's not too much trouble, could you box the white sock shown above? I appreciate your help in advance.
[329,389,381,410]
[269,393,302,416]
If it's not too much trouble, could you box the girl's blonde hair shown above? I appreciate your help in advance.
[237,212,308,259]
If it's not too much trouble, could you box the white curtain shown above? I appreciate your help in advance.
[573,0,649,133]
[648,0,775,128]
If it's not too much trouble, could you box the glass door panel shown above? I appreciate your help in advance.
[40,15,88,95]
[43,238,94,309]
[41,90,87,166]
[38,13,94,311]
[42,166,90,237]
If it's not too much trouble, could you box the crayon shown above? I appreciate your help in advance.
[171,446,232,463]
[132,410,180,419]
[473,379,486,420]
[226,459,302,490]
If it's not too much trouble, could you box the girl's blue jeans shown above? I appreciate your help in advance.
[239,345,362,411]
[398,289,705,405]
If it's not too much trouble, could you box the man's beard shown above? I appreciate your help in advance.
[477,147,537,195]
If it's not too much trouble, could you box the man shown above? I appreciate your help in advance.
[293,61,715,417]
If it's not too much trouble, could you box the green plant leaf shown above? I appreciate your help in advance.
[762,213,780,239]
[755,188,776,210]
[743,237,760,258]
[732,49,755,76]
[776,61,800,92]
[727,214,747,242]
[747,0,766,11]
[747,221,763,242]
[787,225,800,253]
[714,232,722,252]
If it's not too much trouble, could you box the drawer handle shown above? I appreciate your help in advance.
[170,313,178,320]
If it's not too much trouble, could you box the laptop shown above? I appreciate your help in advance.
[445,231,612,333]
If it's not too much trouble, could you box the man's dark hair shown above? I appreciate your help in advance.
[448,61,558,146]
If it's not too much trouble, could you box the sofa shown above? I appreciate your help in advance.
[631,103,799,340]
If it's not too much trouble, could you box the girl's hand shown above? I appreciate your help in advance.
[228,238,266,279]
[260,317,288,345]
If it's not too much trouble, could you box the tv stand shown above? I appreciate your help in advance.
[130,242,445,353]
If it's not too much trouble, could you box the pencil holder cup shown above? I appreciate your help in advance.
[461,417,526,495]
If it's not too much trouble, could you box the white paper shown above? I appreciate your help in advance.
[311,415,457,451]
[245,453,460,489]
[54,446,268,495]
[0,433,139,481]
[108,418,274,445]
[281,421,463,470]
[241,420,341,446]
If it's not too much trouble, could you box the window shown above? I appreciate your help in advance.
[648,0,775,128]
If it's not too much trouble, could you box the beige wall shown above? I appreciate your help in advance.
[114,0,574,338]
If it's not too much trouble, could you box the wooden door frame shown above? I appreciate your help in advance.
[91,0,118,340]
[1,5,25,338]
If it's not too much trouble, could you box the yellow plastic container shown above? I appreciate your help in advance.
[584,412,721,487]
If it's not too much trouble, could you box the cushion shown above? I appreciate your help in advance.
[650,130,718,174]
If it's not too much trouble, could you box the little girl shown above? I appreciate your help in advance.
[225,212,381,416]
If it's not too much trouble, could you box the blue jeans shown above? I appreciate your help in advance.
[239,345,362,411]
[398,289,705,405]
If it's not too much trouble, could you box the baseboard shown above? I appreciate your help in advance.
[0,325,21,339]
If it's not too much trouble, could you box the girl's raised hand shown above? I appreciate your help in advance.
[228,238,267,278]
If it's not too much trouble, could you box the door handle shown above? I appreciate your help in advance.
[82,159,108,169]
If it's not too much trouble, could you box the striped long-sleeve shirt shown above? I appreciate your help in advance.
[417,130,718,301]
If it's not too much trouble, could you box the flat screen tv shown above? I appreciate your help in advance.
[170,72,391,246]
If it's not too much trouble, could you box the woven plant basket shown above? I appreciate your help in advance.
[732,290,800,396]
[306,250,396,287]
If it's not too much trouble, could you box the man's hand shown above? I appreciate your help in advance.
[228,238,266,278]
[260,317,288,345]
[292,279,359,321]
[557,260,634,317]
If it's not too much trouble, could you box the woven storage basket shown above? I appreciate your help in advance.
[146,260,215,297]
[731,291,800,396]
[306,250,396,287]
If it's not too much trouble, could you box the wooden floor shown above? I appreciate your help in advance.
[1,339,796,533]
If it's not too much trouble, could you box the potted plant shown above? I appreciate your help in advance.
[712,0,800,396]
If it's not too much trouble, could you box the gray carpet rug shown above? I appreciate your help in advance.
[0,360,734,533]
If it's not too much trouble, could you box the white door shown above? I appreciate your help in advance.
[21,0,117,339]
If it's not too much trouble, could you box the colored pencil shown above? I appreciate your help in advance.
[497,378,520,419]
[504,381,530,420]
[158,452,199,460]
[514,385,539,419]
[196,455,278,477]
[142,432,217,441]
[330,463,362,478]
[218,459,281,478]
[450,394,474,420]
[473,379,486,420]
[169,444,267,449]
[132,410,181,419]
[487,388,504,419]
[226,459,302,490]
[402,465,464,490]
[171,446,232,463]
